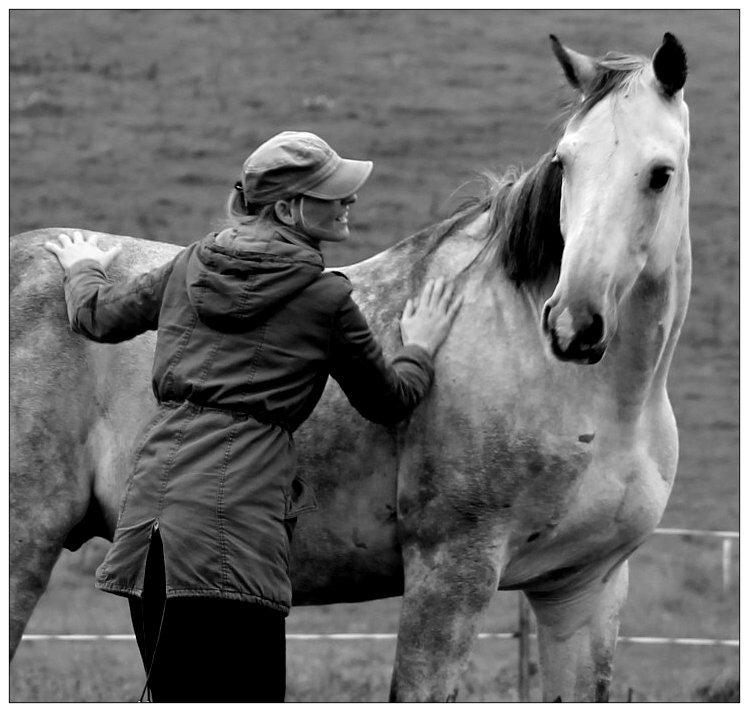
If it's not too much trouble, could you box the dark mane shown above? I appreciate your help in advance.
[412,155,563,288]
[486,154,564,286]
[412,51,648,288]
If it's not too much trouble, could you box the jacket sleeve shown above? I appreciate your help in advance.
[328,292,435,425]
[62,257,177,343]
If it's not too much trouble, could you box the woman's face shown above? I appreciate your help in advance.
[296,194,357,242]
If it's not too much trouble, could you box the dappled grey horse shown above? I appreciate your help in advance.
[10,34,690,700]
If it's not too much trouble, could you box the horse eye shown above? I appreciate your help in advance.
[551,154,564,171]
[649,166,673,192]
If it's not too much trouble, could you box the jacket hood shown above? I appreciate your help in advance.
[186,223,325,331]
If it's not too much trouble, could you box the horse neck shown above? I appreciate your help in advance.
[435,216,692,428]
[606,226,692,419]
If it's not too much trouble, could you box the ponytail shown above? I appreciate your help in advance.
[225,184,276,227]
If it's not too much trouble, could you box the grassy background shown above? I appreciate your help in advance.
[10,9,738,702]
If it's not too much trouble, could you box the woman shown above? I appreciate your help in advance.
[44,131,462,702]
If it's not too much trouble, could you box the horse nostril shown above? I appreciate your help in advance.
[579,313,604,346]
[542,302,553,333]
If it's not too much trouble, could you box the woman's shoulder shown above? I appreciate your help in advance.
[313,270,353,310]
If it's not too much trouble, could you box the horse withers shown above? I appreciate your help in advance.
[10,34,690,701]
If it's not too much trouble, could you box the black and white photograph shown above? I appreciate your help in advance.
[9,8,739,702]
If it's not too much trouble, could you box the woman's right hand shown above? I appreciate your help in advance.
[44,230,122,272]
[400,277,463,357]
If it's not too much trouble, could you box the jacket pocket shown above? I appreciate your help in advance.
[284,476,318,519]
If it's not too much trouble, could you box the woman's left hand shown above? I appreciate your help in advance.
[400,277,463,357]
[44,230,122,271]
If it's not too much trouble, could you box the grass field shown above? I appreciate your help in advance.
[9,9,739,702]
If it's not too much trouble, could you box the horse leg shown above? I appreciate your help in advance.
[525,561,629,702]
[10,527,68,657]
[389,535,505,701]
[9,453,92,658]
[10,423,92,658]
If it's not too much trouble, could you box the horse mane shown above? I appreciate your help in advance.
[409,50,649,288]
[409,154,563,288]
[484,154,564,286]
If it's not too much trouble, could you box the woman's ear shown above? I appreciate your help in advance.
[274,200,295,226]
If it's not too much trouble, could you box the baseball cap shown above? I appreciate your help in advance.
[240,131,373,205]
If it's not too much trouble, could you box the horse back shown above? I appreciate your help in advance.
[10,229,407,602]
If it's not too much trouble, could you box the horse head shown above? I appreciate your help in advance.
[542,33,690,364]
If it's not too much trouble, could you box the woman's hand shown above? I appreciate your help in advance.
[44,230,122,271]
[400,277,463,357]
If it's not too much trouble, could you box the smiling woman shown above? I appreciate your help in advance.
[287,193,359,242]
[227,131,372,244]
[38,129,462,702]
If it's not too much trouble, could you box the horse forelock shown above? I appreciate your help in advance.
[573,52,649,120]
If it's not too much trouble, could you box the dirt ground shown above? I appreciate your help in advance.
[9,9,739,702]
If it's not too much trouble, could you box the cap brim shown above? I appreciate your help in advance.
[302,159,373,200]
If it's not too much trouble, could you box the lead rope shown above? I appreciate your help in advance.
[137,598,167,703]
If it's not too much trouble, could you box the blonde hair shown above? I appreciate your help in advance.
[225,187,278,227]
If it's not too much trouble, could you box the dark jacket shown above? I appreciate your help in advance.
[63,222,433,613]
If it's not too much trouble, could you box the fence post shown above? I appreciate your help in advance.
[722,538,732,593]
[518,593,531,701]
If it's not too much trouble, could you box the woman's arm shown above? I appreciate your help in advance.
[45,230,178,343]
[329,278,461,425]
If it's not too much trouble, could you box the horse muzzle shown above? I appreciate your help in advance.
[542,299,607,365]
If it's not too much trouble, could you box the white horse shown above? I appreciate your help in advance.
[10,34,690,701]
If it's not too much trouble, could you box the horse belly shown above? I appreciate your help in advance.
[87,337,161,534]
[288,385,404,604]
[290,513,402,604]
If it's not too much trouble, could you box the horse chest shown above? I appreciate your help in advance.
[496,435,673,589]
[418,374,675,589]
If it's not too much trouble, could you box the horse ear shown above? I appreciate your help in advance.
[550,34,598,94]
[652,32,687,97]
